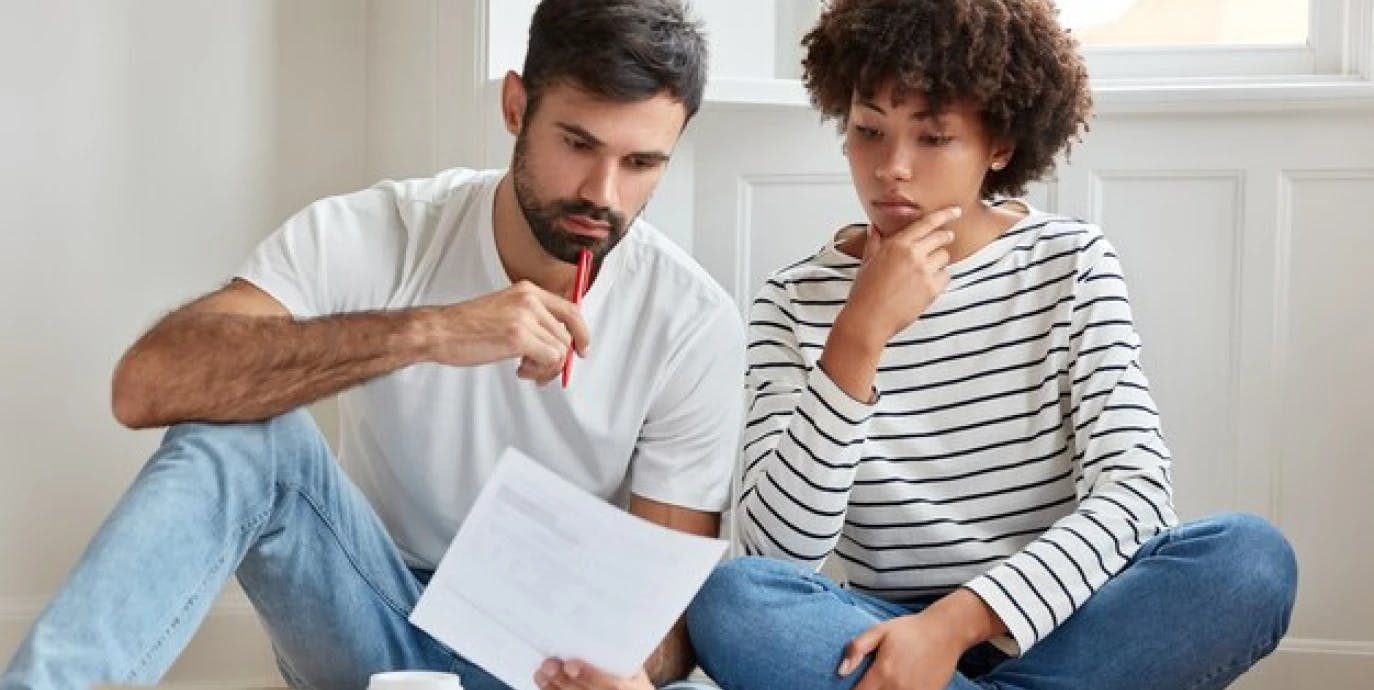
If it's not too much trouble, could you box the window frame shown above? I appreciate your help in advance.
[1076,0,1373,82]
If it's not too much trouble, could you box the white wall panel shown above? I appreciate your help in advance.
[1274,170,1374,644]
[736,173,860,309]
[1087,170,1246,518]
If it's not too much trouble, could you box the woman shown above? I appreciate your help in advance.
[685,2,1296,689]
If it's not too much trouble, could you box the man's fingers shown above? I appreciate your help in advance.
[531,301,573,351]
[563,659,619,686]
[536,659,584,690]
[518,356,562,385]
[535,658,625,690]
[539,291,592,357]
[519,326,566,370]
[517,357,551,381]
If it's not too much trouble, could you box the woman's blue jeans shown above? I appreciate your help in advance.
[686,514,1297,690]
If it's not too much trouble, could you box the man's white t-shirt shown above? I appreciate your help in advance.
[236,168,745,569]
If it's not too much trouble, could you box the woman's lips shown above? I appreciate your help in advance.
[871,201,923,233]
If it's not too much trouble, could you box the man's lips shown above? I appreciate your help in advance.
[560,214,610,238]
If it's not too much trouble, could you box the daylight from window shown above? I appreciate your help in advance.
[1056,0,1310,46]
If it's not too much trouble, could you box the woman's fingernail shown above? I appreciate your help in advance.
[837,658,853,676]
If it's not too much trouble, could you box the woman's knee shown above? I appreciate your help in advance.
[691,557,790,626]
[692,556,815,614]
[687,557,814,652]
[1193,513,1298,625]
[688,556,840,687]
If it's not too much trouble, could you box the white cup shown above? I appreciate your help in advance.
[366,670,465,690]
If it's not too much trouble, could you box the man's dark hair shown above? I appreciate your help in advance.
[522,0,709,121]
[802,0,1093,198]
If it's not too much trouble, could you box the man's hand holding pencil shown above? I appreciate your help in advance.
[415,279,589,386]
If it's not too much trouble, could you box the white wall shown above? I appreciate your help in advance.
[0,0,368,684]
[5,1,1371,687]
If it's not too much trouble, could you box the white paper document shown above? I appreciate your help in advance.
[409,448,728,690]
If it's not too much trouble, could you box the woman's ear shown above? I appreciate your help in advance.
[989,139,1015,171]
[500,71,527,135]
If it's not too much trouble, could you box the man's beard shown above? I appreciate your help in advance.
[512,133,634,265]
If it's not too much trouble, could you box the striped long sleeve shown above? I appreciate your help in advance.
[735,211,1177,654]
[960,246,1177,652]
[737,273,875,565]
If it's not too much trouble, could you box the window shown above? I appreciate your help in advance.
[1055,0,1369,81]
[1060,0,1309,46]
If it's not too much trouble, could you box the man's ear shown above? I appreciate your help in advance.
[500,71,527,136]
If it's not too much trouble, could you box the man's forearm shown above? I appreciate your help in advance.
[113,308,429,428]
[643,617,696,687]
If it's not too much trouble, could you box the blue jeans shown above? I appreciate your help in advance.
[3,410,711,690]
[686,514,1297,690]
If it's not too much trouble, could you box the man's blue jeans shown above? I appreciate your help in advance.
[686,514,1297,690]
[2,410,709,689]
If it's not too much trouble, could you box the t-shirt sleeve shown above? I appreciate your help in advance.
[629,303,747,512]
[235,186,408,318]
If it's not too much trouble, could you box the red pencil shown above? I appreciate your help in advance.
[561,248,593,388]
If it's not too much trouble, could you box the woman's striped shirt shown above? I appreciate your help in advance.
[737,206,1178,653]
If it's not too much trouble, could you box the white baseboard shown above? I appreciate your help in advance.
[1227,638,1374,689]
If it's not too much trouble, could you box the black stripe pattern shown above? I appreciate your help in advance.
[736,211,1177,654]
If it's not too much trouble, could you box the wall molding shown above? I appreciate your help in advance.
[733,172,853,314]
[1086,168,1248,514]
[1272,167,1374,528]
[1280,637,1374,656]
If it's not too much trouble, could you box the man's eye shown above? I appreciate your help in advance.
[564,136,592,151]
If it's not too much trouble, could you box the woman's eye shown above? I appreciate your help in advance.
[853,124,881,139]
[919,133,953,146]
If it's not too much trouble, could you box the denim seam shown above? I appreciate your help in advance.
[278,481,413,619]
[1185,633,1280,690]
[121,422,287,683]
[121,537,240,682]
[269,414,410,618]
[273,646,313,690]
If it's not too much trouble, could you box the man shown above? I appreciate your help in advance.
[2,2,742,689]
